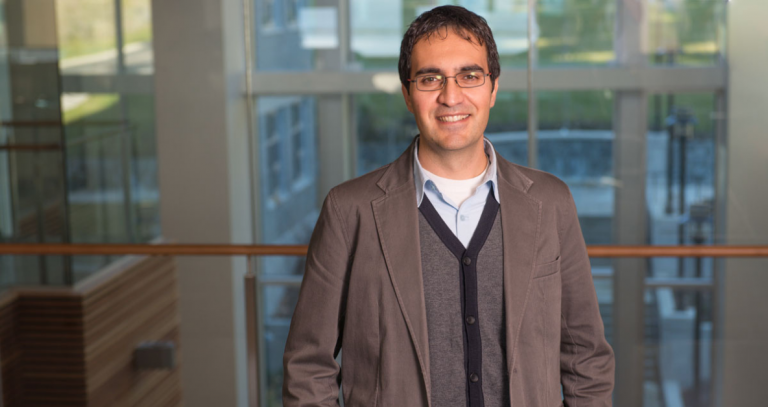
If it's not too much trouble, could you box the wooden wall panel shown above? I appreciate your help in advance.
[0,292,22,406]
[0,254,182,407]
[82,255,182,407]
[17,293,86,406]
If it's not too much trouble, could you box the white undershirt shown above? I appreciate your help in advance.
[421,162,489,208]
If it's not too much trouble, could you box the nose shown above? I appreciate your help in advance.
[436,77,464,107]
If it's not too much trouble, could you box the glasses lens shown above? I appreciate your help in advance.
[417,74,444,91]
[456,71,485,88]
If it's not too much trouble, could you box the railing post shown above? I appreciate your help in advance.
[244,255,260,407]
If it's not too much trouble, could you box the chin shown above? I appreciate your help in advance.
[433,133,481,151]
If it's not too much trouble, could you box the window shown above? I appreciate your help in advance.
[290,102,305,183]
[264,111,282,200]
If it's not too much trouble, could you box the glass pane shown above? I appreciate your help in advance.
[645,92,719,406]
[56,0,118,75]
[355,93,416,175]
[647,0,727,66]
[645,286,714,406]
[646,92,717,276]
[262,284,301,406]
[122,0,154,74]
[62,92,159,281]
[351,0,531,70]
[257,96,320,259]
[537,0,616,66]
[255,0,339,71]
[537,90,615,245]
[57,0,154,75]
[63,94,129,244]
[485,91,530,167]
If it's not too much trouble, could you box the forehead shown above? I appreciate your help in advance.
[410,27,488,73]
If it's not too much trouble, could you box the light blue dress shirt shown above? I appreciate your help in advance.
[414,136,501,248]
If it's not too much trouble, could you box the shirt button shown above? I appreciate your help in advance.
[469,373,479,383]
[463,257,471,266]
[460,215,467,221]
[466,315,476,325]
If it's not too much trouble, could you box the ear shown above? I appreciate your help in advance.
[489,77,499,108]
[401,83,414,113]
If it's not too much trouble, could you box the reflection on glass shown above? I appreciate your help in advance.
[352,0,531,70]
[62,92,160,281]
[257,96,319,273]
[121,0,154,74]
[256,0,324,70]
[536,91,614,245]
[536,0,615,66]
[646,92,716,238]
[645,287,713,406]
[56,0,154,75]
[355,93,416,175]
[645,92,717,407]
[0,144,68,287]
[646,92,716,278]
[263,284,301,406]
[647,0,726,66]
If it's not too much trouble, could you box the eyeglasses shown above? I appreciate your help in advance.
[407,71,491,91]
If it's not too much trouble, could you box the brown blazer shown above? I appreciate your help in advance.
[283,138,615,407]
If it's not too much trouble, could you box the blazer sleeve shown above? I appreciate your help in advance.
[559,189,615,406]
[283,188,351,407]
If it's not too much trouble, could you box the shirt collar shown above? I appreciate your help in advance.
[413,135,500,206]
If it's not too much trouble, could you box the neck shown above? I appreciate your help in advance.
[418,137,488,180]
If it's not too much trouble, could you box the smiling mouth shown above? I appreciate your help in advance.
[437,114,470,123]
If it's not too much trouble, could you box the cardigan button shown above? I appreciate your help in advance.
[469,373,479,383]
[466,315,476,325]
[463,257,472,266]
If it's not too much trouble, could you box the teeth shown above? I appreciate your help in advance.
[438,115,469,122]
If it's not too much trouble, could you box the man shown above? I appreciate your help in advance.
[283,6,614,407]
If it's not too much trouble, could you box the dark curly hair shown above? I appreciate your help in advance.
[398,5,500,94]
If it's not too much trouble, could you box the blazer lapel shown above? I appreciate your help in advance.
[495,155,542,377]
[372,140,432,404]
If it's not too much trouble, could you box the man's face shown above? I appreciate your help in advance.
[402,28,499,153]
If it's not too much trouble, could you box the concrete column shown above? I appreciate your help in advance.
[718,1,768,406]
[152,0,252,406]
[612,1,648,406]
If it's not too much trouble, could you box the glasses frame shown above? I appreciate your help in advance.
[407,71,492,92]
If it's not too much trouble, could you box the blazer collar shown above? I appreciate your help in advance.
[376,135,534,197]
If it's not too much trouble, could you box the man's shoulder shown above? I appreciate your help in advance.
[327,163,392,208]
[496,156,572,204]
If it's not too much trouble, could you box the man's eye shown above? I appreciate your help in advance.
[420,75,441,84]
[462,72,481,81]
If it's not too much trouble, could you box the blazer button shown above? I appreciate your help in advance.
[463,257,471,266]
[469,373,479,383]
[466,315,476,325]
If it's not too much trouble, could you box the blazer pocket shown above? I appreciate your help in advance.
[532,256,560,280]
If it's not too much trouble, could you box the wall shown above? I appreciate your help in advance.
[152,0,252,405]
[0,253,181,406]
[720,0,768,405]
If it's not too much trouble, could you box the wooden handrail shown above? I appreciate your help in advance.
[1,243,768,257]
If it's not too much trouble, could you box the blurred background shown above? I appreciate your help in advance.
[0,0,766,406]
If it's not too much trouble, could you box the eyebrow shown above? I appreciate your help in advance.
[413,64,486,77]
